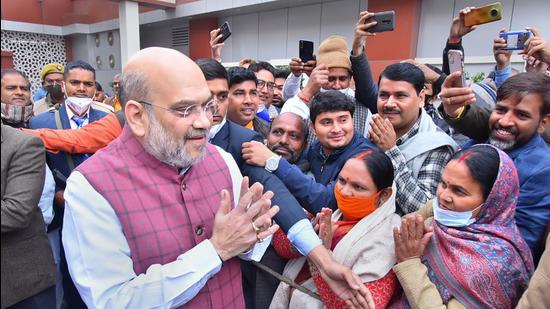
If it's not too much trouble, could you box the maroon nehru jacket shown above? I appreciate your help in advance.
[77,125,245,308]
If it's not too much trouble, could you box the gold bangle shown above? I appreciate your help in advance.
[448,106,466,120]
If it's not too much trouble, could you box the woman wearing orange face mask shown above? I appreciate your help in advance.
[270,150,400,309]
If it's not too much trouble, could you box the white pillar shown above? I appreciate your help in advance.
[119,0,140,67]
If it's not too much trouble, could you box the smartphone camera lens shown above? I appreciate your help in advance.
[490,9,498,17]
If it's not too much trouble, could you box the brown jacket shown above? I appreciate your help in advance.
[1,124,55,308]
[516,235,550,309]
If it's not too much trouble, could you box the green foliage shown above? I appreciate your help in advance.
[465,71,486,83]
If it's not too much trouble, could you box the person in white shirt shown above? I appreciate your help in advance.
[62,47,286,309]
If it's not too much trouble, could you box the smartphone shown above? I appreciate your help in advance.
[464,2,503,27]
[299,40,314,63]
[499,30,531,50]
[448,50,466,87]
[367,11,395,33]
[219,21,231,43]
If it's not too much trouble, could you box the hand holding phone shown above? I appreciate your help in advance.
[299,40,314,63]
[499,30,532,50]
[464,2,502,27]
[219,21,232,43]
[447,50,466,87]
[365,11,395,33]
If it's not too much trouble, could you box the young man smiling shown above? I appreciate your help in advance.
[226,67,270,138]
[243,90,377,213]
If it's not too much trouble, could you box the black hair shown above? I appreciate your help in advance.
[64,60,96,78]
[95,81,103,91]
[227,66,258,88]
[270,112,309,143]
[497,72,550,117]
[425,63,444,76]
[309,90,355,124]
[274,68,290,79]
[0,69,30,87]
[378,62,425,94]
[353,150,394,191]
[196,58,228,82]
[248,61,276,76]
[450,145,500,200]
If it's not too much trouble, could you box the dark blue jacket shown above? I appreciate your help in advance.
[467,134,550,263]
[274,130,377,214]
[497,135,550,263]
[29,104,108,190]
[210,120,307,233]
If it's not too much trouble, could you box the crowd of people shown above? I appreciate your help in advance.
[1,6,549,309]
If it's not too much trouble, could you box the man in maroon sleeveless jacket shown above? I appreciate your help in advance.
[60,48,281,308]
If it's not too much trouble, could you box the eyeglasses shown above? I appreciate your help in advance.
[257,79,275,90]
[328,76,350,83]
[140,99,219,120]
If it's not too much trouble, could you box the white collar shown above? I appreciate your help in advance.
[208,117,227,140]
[65,103,91,120]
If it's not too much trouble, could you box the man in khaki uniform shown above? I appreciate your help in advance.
[33,63,65,115]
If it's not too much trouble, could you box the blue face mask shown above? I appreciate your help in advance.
[433,199,482,227]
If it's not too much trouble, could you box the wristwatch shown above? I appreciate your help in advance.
[265,155,281,173]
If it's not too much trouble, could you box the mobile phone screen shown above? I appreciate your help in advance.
[299,40,314,63]
[219,22,231,43]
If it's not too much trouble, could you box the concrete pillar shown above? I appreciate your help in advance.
[119,0,140,67]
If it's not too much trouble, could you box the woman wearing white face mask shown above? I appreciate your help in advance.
[391,144,534,309]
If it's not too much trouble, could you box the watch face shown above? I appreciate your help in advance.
[266,156,279,171]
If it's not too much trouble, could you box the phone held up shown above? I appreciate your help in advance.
[299,40,314,63]
[448,50,467,88]
[219,21,232,43]
[366,10,395,33]
[500,30,532,50]
[464,2,503,27]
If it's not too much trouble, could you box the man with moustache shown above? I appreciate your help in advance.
[272,69,289,108]
[1,69,35,128]
[266,112,309,171]
[61,48,281,308]
[60,51,373,309]
[29,60,108,308]
[368,63,457,215]
[199,58,371,309]
[226,67,270,138]
[33,63,66,115]
[439,71,550,264]
[282,12,382,142]
[243,90,377,213]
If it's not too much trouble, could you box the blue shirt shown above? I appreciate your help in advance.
[468,134,550,263]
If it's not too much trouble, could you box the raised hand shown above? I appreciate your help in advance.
[352,11,377,56]
[369,114,397,152]
[493,28,512,70]
[209,28,224,61]
[289,57,317,77]
[439,71,476,118]
[523,27,550,65]
[318,208,334,249]
[210,177,280,261]
[448,7,477,44]
[301,64,329,99]
[393,214,433,263]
